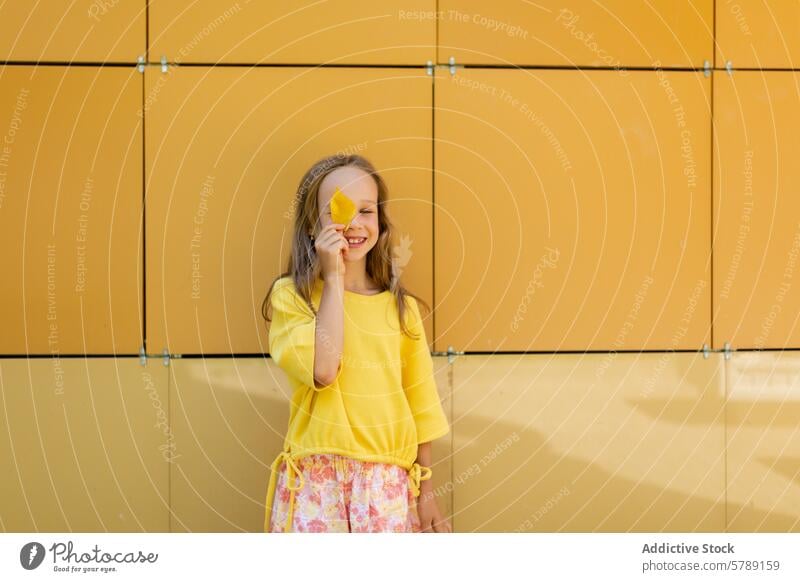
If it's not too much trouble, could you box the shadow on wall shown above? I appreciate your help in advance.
[451,407,798,533]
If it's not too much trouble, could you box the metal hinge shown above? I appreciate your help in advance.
[702,344,711,359]
[725,60,733,76]
[703,60,711,77]
[135,56,169,73]
[426,57,462,76]
[446,345,464,364]
[431,345,465,363]
[140,346,178,366]
[723,341,733,360]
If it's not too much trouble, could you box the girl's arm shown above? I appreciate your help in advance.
[313,222,347,387]
[415,441,452,533]
[314,273,344,386]
[401,295,451,531]
[415,441,433,499]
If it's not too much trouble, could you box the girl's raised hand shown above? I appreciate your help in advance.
[315,223,347,280]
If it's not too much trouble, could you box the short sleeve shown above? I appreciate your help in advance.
[401,296,450,443]
[268,278,341,392]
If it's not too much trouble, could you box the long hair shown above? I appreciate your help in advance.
[261,154,430,339]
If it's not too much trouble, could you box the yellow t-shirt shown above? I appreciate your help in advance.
[264,275,450,532]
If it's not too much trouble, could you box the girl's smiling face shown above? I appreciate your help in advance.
[317,166,380,262]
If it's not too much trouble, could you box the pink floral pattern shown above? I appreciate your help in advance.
[268,453,422,533]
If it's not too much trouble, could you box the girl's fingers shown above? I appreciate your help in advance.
[321,223,345,236]
[317,226,346,248]
[321,223,345,240]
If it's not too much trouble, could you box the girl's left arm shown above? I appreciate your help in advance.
[414,441,452,533]
[402,296,451,531]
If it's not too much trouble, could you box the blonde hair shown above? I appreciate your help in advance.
[262,154,430,339]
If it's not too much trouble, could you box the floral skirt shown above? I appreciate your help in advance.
[268,453,422,533]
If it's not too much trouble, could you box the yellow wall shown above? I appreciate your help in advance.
[1,2,797,532]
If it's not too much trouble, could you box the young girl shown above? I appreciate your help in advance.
[261,154,452,533]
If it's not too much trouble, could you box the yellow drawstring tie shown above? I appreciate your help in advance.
[264,449,305,533]
[407,462,432,497]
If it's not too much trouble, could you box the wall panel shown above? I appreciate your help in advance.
[0,358,169,532]
[0,67,143,355]
[713,72,800,350]
[168,358,286,532]
[438,0,712,67]
[451,353,725,532]
[726,352,800,532]
[149,0,436,65]
[0,2,145,62]
[716,1,800,69]
[434,69,711,352]
[145,67,432,355]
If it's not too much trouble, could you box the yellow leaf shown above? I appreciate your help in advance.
[330,187,357,228]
